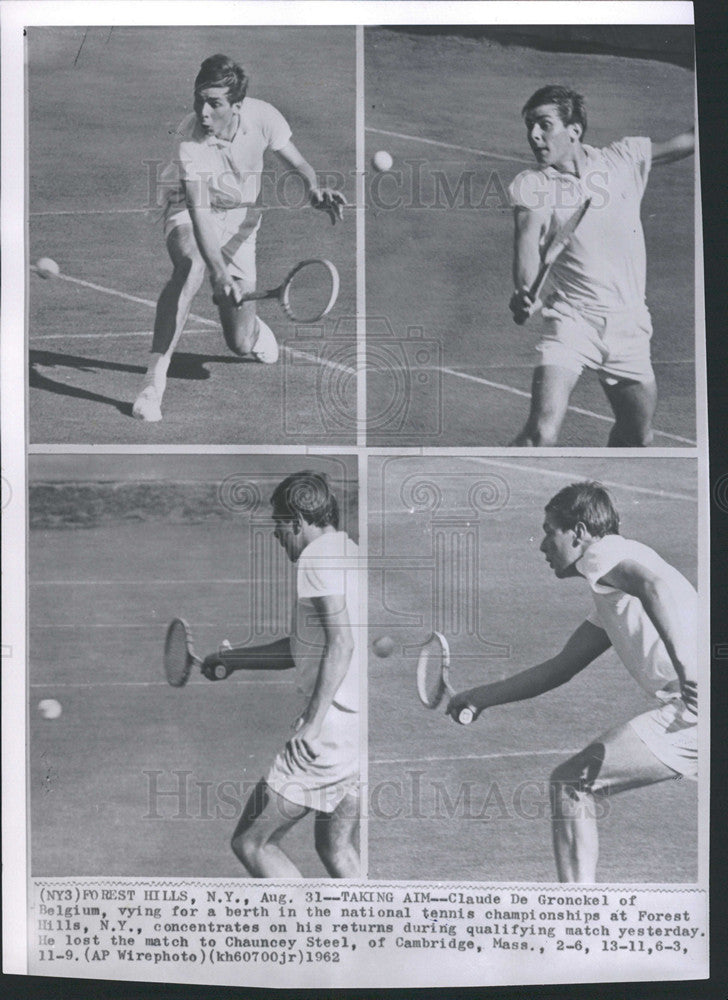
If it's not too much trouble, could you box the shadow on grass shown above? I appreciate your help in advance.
[28,348,253,417]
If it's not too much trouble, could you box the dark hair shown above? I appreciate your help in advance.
[545,482,619,537]
[271,471,339,529]
[522,85,587,138]
[194,54,248,104]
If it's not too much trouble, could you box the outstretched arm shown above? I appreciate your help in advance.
[599,559,697,711]
[652,127,695,166]
[447,620,611,721]
[201,637,295,679]
[275,140,346,223]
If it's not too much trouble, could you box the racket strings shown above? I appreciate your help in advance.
[165,620,191,687]
[417,642,447,708]
[284,260,338,322]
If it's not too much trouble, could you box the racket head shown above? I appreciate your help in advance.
[164,618,196,687]
[280,259,340,323]
[416,631,451,709]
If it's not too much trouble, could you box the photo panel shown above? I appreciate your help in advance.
[368,454,703,884]
[364,25,697,447]
[28,26,357,444]
[28,453,362,880]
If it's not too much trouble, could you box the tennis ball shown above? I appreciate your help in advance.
[373,635,395,658]
[35,257,60,279]
[372,150,394,172]
[38,699,62,719]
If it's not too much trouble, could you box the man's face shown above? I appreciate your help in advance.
[193,86,239,138]
[524,103,579,168]
[273,516,306,563]
[539,511,582,578]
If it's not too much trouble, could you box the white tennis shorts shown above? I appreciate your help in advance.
[266,703,360,813]
[537,300,654,385]
[164,203,260,285]
[628,699,698,779]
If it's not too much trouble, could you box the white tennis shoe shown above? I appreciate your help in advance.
[250,320,279,364]
[132,384,163,422]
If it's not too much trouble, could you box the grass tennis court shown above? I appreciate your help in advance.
[368,456,700,882]
[28,455,358,878]
[364,28,697,446]
[28,27,356,444]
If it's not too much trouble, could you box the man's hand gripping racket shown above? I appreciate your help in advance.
[511,197,591,325]
[213,258,340,324]
[416,632,477,725]
[163,618,230,686]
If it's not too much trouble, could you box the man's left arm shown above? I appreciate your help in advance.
[652,127,695,166]
[286,593,354,768]
[599,559,697,711]
[275,141,346,223]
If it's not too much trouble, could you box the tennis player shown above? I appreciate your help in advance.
[508,85,694,446]
[132,54,345,422]
[447,481,698,883]
[200,471,361,878]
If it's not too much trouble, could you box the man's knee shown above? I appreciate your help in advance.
[231,822,265,867]
[171,253,206,292]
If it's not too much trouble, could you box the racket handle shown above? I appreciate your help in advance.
[457,706,475,726]
[213,662,230,680]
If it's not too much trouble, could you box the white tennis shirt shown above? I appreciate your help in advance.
[290,530,361,712]
[508,137,653,316]
[161,97,292,241]
[578,534,697,702]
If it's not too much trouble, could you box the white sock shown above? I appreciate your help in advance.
[142,352,170,396]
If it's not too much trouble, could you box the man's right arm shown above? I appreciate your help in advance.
[509,205,548,324]
[447,620,611,721]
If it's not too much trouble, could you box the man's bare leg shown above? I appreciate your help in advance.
[602,377,658,447]
[511,365,581,446]
[132,224,205,421]
[231,778,309,878]
[550,722,679,883]
[314,794,360,877]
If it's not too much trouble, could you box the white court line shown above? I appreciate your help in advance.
[32,623,259,629]
[30,329,209,341]
[366,126,529,165]
[29,679,290,688]
[439,365,697,446]
[465,456,697,503]
[30,208,151,217]
[33,579,258,585]
[372,748,580,765]
[50,271,215,325]
[41,271,356,377]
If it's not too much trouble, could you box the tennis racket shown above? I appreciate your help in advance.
[218,259,340,323]
[163,618,228,686]
[416,632,475,725]
[530,197,591,302]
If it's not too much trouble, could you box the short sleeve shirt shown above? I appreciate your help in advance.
[290,531,361,712]
[508,138,652,315]
[161,97,292,239]
[578,534,697,701]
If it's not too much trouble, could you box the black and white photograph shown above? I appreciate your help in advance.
[28,454,362,880]
[368,455,701,884]
[365,25,697,447]
[0,1,717,994]
[28,26,357,444]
